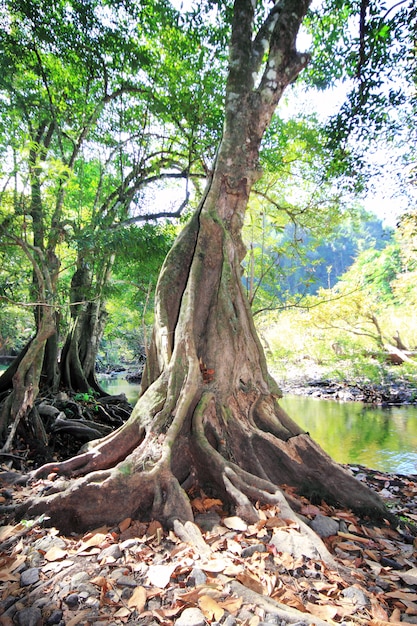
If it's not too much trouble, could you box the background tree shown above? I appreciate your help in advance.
[0,0,225,438]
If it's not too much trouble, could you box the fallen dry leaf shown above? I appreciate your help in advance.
[66,610,91,626]
[368,619,415,626]
[273,588,306,612]
[223,516,248,531]
[305,601,338,621]
[371,599,389,621]
[113,607,131,618]
[200,557,228,573]
[300,504,322,516]
[44,546,68,562]
[147,563,177,588]
[77,532,107,553]
[386,591,417,602]
[119,517,131,533]
[198,594,224,621]
[127,585,147,612]
[399,568,417,586]
[0,525,23,542]
[219,595,243,614]
[236,572,266,595]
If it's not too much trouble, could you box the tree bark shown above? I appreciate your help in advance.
[60,260,108,394]
[21,0,390,539]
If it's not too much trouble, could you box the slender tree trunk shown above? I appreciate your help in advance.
[59,259,109,393]
[0,306,55,449]
[22,0,390,539]
[60,301,107,394]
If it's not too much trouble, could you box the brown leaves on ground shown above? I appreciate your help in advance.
[0,465,417,625]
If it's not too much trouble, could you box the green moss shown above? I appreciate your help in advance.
[118,462,133,476]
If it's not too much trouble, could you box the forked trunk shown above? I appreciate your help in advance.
[21,0,390,543]
[60,301,107,394]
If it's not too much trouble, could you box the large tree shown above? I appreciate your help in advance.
[21,0,388,539]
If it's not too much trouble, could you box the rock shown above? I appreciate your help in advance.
[187,568,207,586]
[99,544,122,560]
[310,514,340,538]
[223,617,237,626]
[20,568,40,587]
[341,586,369,607]
[175,607,206,626]
[45,610,63,625]
[241,543,267,557]
[63,593,79,608]
[15,607,42,626]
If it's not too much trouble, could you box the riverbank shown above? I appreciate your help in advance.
[272,360,417,405]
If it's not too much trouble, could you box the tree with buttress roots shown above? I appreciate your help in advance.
[22,0,389,543]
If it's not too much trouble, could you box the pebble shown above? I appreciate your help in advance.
[63,593,79,608]
[78,582,100,597]
[115,574,137,587]
[341,585,369,607]
[175,607,206,626]
[241,543,267,557]
[71,571,90,587]
[187,567,207,586]
[46,610,63,625]
[20,568,40,587]
[14,607,42,626]
[99,544,122,560]
[309,514,340,538]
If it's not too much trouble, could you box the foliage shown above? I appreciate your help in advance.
[260,215,417,385]
[303,0,417,198]
[0,0,227,378]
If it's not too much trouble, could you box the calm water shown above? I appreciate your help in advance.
[2,364,416,474]
[280,395,417,475]
[99,374,417,475]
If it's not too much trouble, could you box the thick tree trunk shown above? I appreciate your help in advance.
[20,0,390,543]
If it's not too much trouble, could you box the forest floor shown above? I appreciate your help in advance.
[1,365,417,626]
[1,463,417,626]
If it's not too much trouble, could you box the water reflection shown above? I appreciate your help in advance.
[100,374,141,405]
[280,395,417,474]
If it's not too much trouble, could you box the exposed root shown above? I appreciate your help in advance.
[31,421,143,479]
[230,580,333,626]
[20,459,193,534]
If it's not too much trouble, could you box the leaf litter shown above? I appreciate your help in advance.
[0,463,416,625]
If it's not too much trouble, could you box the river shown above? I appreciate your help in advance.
[99,374,417,475]
[2,366,416,474]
